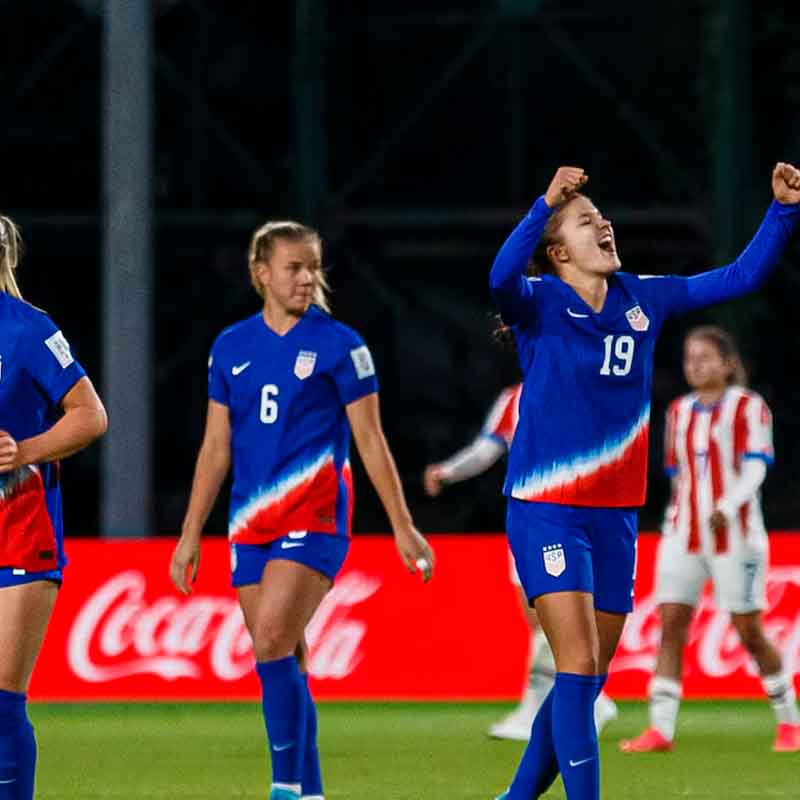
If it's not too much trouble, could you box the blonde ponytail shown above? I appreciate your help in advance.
[0,215,23,299]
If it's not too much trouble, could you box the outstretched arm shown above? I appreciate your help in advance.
[489,166,587,325]
[669,163,800,315]
[423,436,506,496]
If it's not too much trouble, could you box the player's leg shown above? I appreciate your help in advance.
[0,578,58,800]
[718,544,800,751]
[620,538,706,753]
[500,500,604,800]
[236,547,331,799]
[294,640,324,800]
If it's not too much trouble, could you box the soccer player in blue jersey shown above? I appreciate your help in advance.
[169,220,434,800]
[489,163,800,800]
[0,214,107,800]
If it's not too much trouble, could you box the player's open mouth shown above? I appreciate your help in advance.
[598,233,616,255]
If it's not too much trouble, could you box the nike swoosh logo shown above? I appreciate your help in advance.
[280,542,305,549]
[569,756,596,767]
[272,742,294,751]
[566,308,589,318]
[231,361,251,376]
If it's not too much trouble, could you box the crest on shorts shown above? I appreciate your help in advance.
[625,305,650,332]
[294,350,317,380]
[543,543,566,578]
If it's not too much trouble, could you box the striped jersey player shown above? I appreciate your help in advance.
[621,326,800,756]
[488,164,800,800]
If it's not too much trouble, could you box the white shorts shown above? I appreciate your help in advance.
[654,532,767,613]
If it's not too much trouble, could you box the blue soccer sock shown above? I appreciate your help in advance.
[506,687,559,799]
[552,672,603,800]
[256,657,308,792]
[0,689,36,800]
[301,674,323,798]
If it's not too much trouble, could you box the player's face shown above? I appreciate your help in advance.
[255,239,321,316]
[552,196,621,277]
[683,337,732,391]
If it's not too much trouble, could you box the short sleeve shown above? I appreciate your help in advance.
[481,386,519,449]
[208,339,230,406]
[26,314,86,406]
[332,328,379,406]
[734,394,774,465]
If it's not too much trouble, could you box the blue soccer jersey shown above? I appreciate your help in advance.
[208,305,379,544]
[490,196,800,508]
[0,293,86,571]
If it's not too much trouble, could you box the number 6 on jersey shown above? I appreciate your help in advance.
[600,334,635,376]
[260,384,279,423]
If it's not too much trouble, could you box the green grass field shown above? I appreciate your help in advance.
[30,700,797,799]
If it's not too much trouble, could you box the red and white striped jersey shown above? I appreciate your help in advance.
[663,386,773,554]
[481,384,522,449]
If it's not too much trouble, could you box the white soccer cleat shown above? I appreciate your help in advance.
[488,705,535,741]
[594,691,619,734]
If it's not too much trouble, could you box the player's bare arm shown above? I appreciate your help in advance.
[1,378,106,473]
[170,399,232,594]
[346,392,435,582]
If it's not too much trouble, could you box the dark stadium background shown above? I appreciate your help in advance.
[3,0,799,535]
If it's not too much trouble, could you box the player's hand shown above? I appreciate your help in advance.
[0,430,19,474]
[170,533,201,595]
[544,166,588,208]
[393,523,435,582]
[709,509,728,533]
[423,464,445,497]
[772,162,800,205]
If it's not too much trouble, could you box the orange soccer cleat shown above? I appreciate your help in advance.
[618,727,674,753]
[773,723,800,752]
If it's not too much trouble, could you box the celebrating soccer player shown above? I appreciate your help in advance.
[488,162,800,800]
[169,220,434,800]
[423,384,618,740]
[0,214,107,800]
[620,326,800,754]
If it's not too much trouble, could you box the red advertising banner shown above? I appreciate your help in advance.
[29,534,800,702]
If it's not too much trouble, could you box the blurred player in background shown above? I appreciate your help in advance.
[423,384,617,740]
[620,326,800,754]
[0,215,107,800]
[170,220,434,800]
[488,163,800,800]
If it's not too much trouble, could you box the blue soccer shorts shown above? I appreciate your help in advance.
[230,531,350,588]
[0,567,63,589]
[506,498,638,614]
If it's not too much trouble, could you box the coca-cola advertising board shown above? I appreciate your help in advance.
[29,534,800,701]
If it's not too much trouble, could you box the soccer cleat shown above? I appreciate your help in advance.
[493,791,510,799]
[488,705,534,741]
[594,692,619,734]
[269,789,301,800]
[772,723,800,752]
[619,727,673,753]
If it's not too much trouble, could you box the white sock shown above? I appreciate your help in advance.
[649,676,681,741]
[762,670,800,725]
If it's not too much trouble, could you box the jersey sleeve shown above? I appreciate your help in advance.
[480,386,519,449]
[663,400,680,476]
[207,337,230,406]
[25,314,86,406]
[332,328,379,406]
[489,196,553,326]
[734,393,774,465]
[651,200,800,318]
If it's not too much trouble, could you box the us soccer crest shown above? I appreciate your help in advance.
[542,543,566,577]
[294,350,317,380]
[625,305,650,332]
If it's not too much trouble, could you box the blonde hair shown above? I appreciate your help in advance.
[247,220,330,313]
[0,215,23,298]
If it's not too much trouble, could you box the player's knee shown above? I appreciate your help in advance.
[252,618,297,661]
